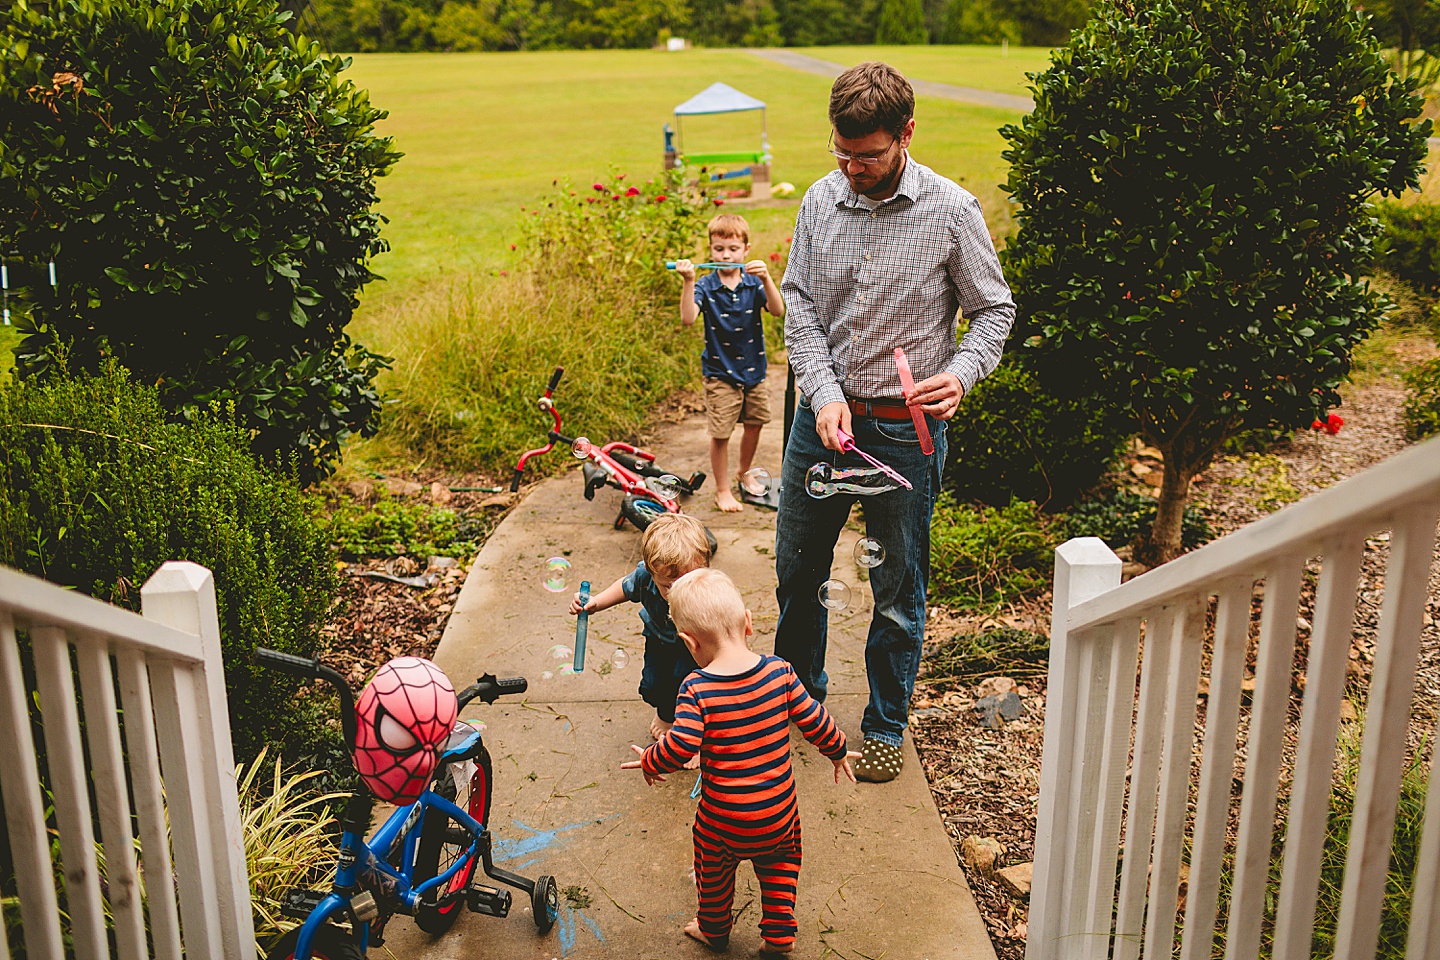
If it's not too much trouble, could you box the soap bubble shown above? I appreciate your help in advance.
[806,462,901,499]
[558,663,579,675]
[540,670,554,681]
[571,437,593,459]
[818,579,851,611]
[742,467,771,496]
[854,538,886,569]
[612,649,629,669]
[543,557,571,592]
[649,475,682,501]
[549,644,573,660]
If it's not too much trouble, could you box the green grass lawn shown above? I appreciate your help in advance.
[344,47,1027,324]
[794,44,1054,98]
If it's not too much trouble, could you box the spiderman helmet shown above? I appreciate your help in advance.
[352,657,458,803]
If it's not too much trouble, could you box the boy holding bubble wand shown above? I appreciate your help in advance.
[621,568,859,955]
[673,213,785,512]
[569,513,711,752]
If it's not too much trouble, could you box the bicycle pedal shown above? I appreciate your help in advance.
[466,884,512,918]
[688,471,706,492]
[280,888,328,921]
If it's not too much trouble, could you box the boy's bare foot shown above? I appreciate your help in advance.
[716,489,743,512]
[738,473,766,497]
[759,942,794,955]
[651,715,674,741]
[684,918,728,951]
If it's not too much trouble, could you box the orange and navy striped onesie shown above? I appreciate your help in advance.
[641,653,849,951]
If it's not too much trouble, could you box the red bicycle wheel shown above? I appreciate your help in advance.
[413,744,493,935]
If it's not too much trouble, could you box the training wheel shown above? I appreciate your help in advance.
[532,875,559,933]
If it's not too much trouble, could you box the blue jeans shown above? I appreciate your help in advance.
[772,401,947,747]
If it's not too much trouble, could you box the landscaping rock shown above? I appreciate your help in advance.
[383,477,425,498]
[973,691,1023,729]
[429,481,453,505]
[345,479,376,502]
[976,676,1019,699]
[960,835,1006,878]
[996,862,1033,899]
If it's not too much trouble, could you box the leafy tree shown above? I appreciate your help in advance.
[936,0,1020,44]
[989,0,1089,44]
[0,0,400,482]
[773,0,879,44]
[876,0,927,42]
[1001,0,1429,563]
[1361,0,1440,80]
[689,0,782,47]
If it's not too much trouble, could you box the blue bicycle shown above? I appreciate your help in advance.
[254,648,560,960]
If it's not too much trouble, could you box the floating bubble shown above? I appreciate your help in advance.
[818,579,852,611]
[541,670,554,681]
[741,467,772,496]
[806,462,902,499]
[649,474,682,501]
[542,557,572,593]
[611,649,629,669]
[571,436,593,459]
[854,537,886,569]
[558,663,579,675]
[549,644,573,660]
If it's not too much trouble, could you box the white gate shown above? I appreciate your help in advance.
[0,561,252,960]
[1028,434,1440,960]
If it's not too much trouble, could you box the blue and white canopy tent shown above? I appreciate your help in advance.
[664,82,772,185]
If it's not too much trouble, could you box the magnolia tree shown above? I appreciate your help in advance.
[0,0,400,482]
[1001,0,1430,563]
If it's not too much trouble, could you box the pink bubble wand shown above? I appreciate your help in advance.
[835,427,913,491]
[893,347,935,456]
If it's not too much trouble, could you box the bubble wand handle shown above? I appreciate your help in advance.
[665,261,744,270]
[575,581,590,671]
[835,427,913,490]
[893,347,935,456]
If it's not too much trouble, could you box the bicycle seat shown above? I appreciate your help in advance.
[439,720,485,764]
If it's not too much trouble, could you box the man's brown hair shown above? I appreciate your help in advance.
[828,61,914,140]
[707,213,750,244]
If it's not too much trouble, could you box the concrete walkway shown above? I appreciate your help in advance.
[390,378,996,959]
[749,48,1035,113]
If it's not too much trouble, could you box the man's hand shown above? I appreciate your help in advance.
[744,258,771,281]
[814,401,852,452]
[620,744,666,785]
[905,371,964,421]
[674,259,697,282]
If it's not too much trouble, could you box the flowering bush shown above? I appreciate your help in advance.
[1403,357,1440,441]
[1311,412,1345,435]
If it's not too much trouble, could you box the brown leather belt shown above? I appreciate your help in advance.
[846,397,911,421]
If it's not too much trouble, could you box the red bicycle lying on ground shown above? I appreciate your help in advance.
[511,367,716,551]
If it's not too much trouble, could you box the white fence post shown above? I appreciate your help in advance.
[1027,537,1121,960]
[141,562,254,960]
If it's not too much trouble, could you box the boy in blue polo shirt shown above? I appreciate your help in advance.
[675,213,785,512]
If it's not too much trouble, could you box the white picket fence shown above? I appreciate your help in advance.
[0,561,252,960]
[1027,434,1440,960]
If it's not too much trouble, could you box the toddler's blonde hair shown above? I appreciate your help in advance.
[640,513,711,580]
[669,568,746,640]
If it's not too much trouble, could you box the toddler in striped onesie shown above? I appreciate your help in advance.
[621,568,859,955]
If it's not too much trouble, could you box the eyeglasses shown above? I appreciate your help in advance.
[828,132,898,166]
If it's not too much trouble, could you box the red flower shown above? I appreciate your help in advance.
[592,183,605,191]
[1326,413,1344,434]
[769,252,781,262]
[713,198,724,206]
[1311,419,1325,430]
[625,186,640,196]
[612,194,621,200]
[784,236,792,243]
[499,270,508,276]
[509,243,516,250]
[655,194,667,202]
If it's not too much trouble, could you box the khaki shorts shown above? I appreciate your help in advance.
[704,376,772,438]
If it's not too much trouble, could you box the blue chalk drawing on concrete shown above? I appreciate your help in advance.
[492,816,617,862]
[516,858,539,869]
[556,904,606,956]
[580,911,605,942]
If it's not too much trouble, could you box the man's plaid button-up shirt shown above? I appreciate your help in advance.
[781,156,1016,410]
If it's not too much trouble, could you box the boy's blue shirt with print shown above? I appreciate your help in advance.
[621,561,698,722]
[694,271,767,387]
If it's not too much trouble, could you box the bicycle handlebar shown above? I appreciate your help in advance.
[457,673,528,707]
[253,647,358,753]
[547,366,564,393]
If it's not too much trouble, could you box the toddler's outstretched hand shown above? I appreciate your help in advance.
[834,750,862,784]
[568,593,594,616]
[621,743,666,785]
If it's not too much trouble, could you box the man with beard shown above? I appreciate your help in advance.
[775,61,1015,783]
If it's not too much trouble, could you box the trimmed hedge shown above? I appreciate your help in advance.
[0,363,339,761]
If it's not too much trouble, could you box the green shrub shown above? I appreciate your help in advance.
[326,496,482,560]
[1402,355,1440,440]
[928,495,1056,610]
[0,362,339,762]
[378,170,709,474]
[921,625,1050,684]
[1058,487,1213,552]
[1375,201,1440,295]
[0,0,401,483]
[946,359,1131,510]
